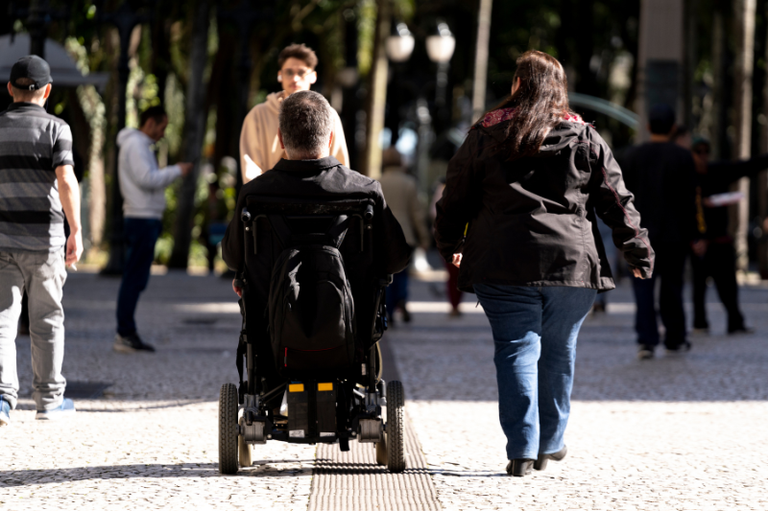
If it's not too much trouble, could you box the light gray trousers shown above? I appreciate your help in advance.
[0,250,67,411]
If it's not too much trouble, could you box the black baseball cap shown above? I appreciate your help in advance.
[10,55,52,91]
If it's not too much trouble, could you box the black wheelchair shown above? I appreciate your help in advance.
[218,196,406,474]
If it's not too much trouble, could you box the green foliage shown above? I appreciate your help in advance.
[357,0,377,77]
[154,232,174,265]
[10,0,659,266]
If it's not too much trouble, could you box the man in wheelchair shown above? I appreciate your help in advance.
[220,90,411,473]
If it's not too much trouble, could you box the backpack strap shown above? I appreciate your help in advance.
[325,214,350,249]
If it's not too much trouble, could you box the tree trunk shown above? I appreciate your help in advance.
[574,0,597,96]
[759,3,768,279]
[69,87,106,252]
[151,18,172,103]
[471,0,493,122]
[729,0,756,273]
[710,4,726,160]
[209,19,236,173]
[362,0,391,179]
[635,0,684,142]
[168,0,210,269]
[683,0,696,129]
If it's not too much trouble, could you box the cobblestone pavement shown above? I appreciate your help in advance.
[2,271,316,511]
[2,267,768,510]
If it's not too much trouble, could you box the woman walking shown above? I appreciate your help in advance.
[434,50,654,476]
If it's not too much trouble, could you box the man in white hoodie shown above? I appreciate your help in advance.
[114,105,192,353]
[239,43,348,183]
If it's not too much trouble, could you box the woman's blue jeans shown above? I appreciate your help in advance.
[474,284,596,460]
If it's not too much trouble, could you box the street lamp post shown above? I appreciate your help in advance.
[99,2,151,276]
[426,22,456,121]
[386,23,415,63]
[384,20,455,189]
[27,0,48,58]
[11,0,71,59]
[384,23,414,148]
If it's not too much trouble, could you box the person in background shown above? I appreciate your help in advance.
[619,105,699,360]
[673,124,691,149]
[201,175,229,274]
[239,43,349,184]
[430,178,463,317]
[590,217,617,314]
[0,56,83,424]
[379,148,427,324]
[435,50,653,477]
[689,136,760,335]
[114,105,192,353]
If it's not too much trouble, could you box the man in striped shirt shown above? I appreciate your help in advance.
[0,55,82,426]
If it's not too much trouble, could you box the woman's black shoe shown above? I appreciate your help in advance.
[506,459,534,477]
[533,446,567,471]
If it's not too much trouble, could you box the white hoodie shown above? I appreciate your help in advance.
[117,127,182,219]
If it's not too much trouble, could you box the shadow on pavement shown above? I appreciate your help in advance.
[0,461,315,485]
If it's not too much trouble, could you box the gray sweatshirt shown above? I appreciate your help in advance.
[117,127,181,219]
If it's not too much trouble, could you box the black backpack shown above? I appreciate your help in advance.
[267,215,356,374]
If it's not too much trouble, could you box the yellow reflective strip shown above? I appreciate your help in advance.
[318,383,333,391]
[289,383,305,393]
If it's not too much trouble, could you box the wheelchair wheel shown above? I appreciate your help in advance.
[386,380,405,473]
[375,436,388,465]
[218,383,239,474]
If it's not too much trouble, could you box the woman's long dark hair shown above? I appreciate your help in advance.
[482,50,574,160]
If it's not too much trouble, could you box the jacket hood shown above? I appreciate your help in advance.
[480,117,591,156]
[117,127,141,147]
[540,121,591,153]
[265,92,284,116]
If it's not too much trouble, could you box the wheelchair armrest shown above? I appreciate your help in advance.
[378,274,393,287]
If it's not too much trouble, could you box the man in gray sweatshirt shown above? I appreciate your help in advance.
[114,105,191,353]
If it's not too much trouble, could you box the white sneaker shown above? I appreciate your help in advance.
[36,398,76,420]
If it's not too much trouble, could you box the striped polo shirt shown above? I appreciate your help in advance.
[0,102,74,252]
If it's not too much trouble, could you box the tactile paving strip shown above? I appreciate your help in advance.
[308,341,440,511]
[309,419,439,511]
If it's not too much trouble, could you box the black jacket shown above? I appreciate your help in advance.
[435,117,654,293]
[221,157,410,387]
[223,157,411,312]
[619,142,698,248]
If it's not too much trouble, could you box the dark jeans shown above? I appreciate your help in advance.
[386,270,409,318]
[116,218,162,336]
[631,245,687,348]
[691,242,745,331]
